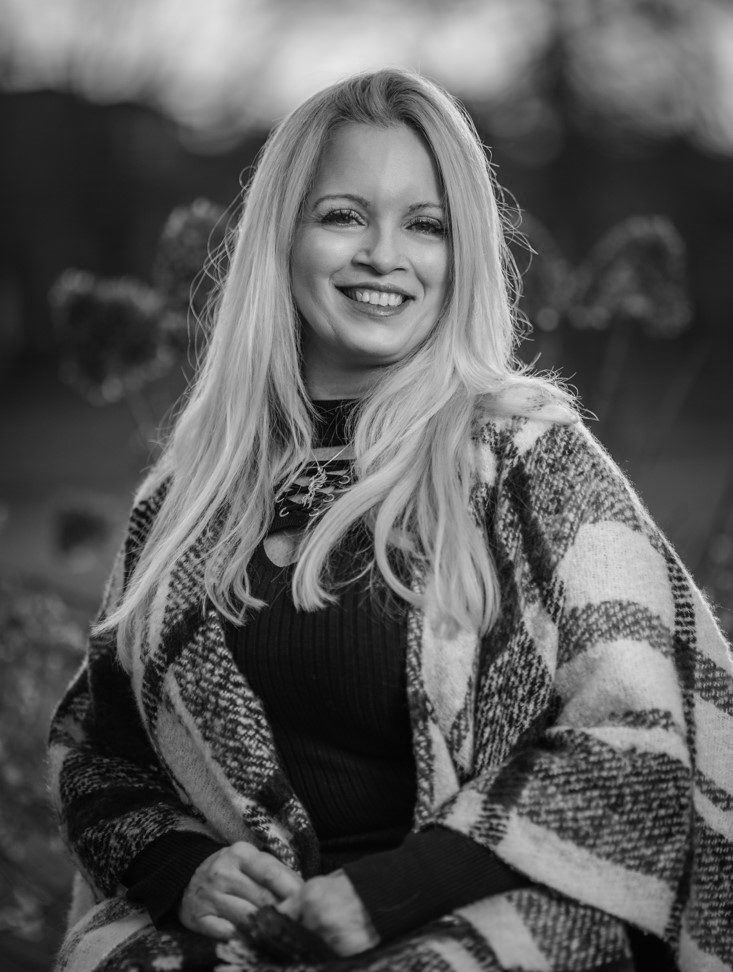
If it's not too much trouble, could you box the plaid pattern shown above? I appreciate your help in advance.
[48,416,733,971]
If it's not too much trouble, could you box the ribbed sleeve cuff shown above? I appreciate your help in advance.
[122,831,225,927]
[341,825,529,944]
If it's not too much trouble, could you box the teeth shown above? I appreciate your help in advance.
[348,288,405,307]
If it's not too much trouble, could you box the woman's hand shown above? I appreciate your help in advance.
[276,870,380,957]
[178,841,304,941]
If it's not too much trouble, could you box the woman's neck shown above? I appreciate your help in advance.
[310,397,358,448]
[302,361,377,401]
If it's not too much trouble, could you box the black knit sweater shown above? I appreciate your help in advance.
[123,398,526,943]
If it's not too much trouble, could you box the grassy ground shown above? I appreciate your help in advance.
[0,582,84,972]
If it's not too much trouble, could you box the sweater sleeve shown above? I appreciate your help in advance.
[47,483,222,900]
[341,824,529,943]
[122,831,225,926]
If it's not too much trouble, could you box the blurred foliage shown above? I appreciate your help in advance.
[153,197,228,354]
[0,581,83,953]
[512,214,693,424]
[566,216,691,337]
[510,214,572,334]
[52,492,116,570]
[513,214,692,336]
[0,582,83,836]
[48,199,228,452]
[49,270,171,405]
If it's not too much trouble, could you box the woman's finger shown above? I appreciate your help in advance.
[275,893,301,920]
[214,868,279,907]
[193,914,238,942]
[208,891,258,930]
[230,843,304,900]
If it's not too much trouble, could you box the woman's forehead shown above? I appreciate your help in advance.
[308,122,443,208]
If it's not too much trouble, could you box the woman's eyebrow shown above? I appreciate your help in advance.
[312,193,444,213]
[405,201,444,214]
[312,193,369,208]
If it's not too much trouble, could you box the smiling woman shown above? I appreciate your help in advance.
[47,69,733,972]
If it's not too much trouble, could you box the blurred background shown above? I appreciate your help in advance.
[1,0,732,968]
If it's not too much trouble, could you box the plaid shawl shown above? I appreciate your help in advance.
[47,416,733,972]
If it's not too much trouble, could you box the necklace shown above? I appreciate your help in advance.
[300,443,351,509]
[274,444,354,521]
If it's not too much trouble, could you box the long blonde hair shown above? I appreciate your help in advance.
[101,68,576,658]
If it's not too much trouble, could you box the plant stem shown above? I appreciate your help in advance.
[595,317,632,428]
[124,387,157,452]
[636,340,711,471]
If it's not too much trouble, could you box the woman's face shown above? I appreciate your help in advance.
[291,122,450,398]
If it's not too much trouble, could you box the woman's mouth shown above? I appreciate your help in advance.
[338,287,412,316]
[342,287,406,307]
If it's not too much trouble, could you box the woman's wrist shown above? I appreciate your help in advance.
[341,825,529,944]
[122,832,226,926]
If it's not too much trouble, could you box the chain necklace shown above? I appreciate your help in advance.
[275,444,354,521]
[299,443,351,510]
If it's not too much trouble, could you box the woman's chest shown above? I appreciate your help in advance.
[227,539,411,746]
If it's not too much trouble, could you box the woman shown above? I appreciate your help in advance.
[48,70,733,972]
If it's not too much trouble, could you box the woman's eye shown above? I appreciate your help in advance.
[408,217,446,237]
[319,209,363,226]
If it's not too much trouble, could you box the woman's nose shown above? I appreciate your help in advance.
[355,224,405,274]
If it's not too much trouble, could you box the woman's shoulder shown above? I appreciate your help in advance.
[132,457,173,504]
[126,460,174,534]
[473,411,650,531]
[473,408,601,478]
